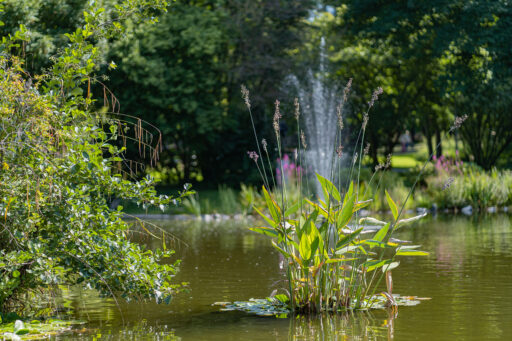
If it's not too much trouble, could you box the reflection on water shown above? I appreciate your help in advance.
[54,215,512,340]
[289,310,397,340]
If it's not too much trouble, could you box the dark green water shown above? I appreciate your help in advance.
[59,214,512,340]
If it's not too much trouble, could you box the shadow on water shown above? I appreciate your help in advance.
[50,214,512,340]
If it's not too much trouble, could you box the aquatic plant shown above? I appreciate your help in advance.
[241,84,429,314]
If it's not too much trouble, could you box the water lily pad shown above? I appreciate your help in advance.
[1,319,87,340]
[214,294,428,318]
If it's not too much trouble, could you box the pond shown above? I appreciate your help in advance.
[58,214,512,340]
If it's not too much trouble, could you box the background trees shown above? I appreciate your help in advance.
[332,0,512,168]
[107,0,314,185]
[1,0,510,190]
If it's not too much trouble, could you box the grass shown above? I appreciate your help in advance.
[391,154,422,169]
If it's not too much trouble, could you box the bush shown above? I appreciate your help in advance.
[0,1,190,314]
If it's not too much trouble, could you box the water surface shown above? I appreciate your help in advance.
[60,214,512,340]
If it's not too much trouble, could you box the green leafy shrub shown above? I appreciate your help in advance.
[0,0,190,314]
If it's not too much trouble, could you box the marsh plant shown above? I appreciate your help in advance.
[240,84,432,314]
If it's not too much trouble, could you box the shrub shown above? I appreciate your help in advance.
[0,1,190,314]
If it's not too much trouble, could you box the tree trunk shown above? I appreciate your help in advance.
[435,129,443,157]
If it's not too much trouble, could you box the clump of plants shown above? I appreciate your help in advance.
[0,0,190,315]
[215,84,439,316]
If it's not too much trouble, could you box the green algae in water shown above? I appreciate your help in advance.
[213,294,427,317]
[0,319,86,340]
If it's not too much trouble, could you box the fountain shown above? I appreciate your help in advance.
[290,37,346,196]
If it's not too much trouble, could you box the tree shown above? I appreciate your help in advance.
[0,0,190,313]
[108,0,314,186]
[332,0,512,168]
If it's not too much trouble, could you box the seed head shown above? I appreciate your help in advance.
[336,145,343,158]
[262,138,268,152]
[336,102,344,130]
[364,142,370,155]
[442,177,455,191]
[352,152,358,165]
[294,98,300,120]
[273,99,281,137]
[368,86,383,108]
[241,85,251,109]
[451,114,468,131]
[247,151,259,163]
[362,113,369,130]
[300,130,307,149]
[385,153,392,169]
[343,78,352,103]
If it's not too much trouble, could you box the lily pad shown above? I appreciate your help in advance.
[0,319,87,340]
[213,298,291,318]
[214,294,429,317]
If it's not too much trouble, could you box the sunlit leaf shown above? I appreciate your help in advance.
[395,212,427,229]
[372,223,390,242]
[316,173,341,202]
[396,249,429,256]
[385,190,398,221]
[359,217,387,226]
[335,227,363,250]
[249,227,279,238]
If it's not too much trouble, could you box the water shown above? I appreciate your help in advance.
[58,214,512,340]
[290,38,344,195]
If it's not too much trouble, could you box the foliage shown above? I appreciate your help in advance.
[0,0,191,314]
[332,0,512,169]
[107,0,314,185]
[250,178,427,313]
[426,169,512,210]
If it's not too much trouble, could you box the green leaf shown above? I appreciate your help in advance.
[297,209,319,240]
[396,249,429,256]
[316,173,341,202]
[335,227,363,250]
[364,259,392,272]
[284,199,304,217]
[274,294,289,304]
[249,227,279,238]
[305,199,332,223]
[354,199,373,210]
[299,233,312,261]
[336,193,356,230]
[272,241,291,259]
[262,186,281,223]
[372,223,390,242]
[385,190,399,221]
[253,206,277,228]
